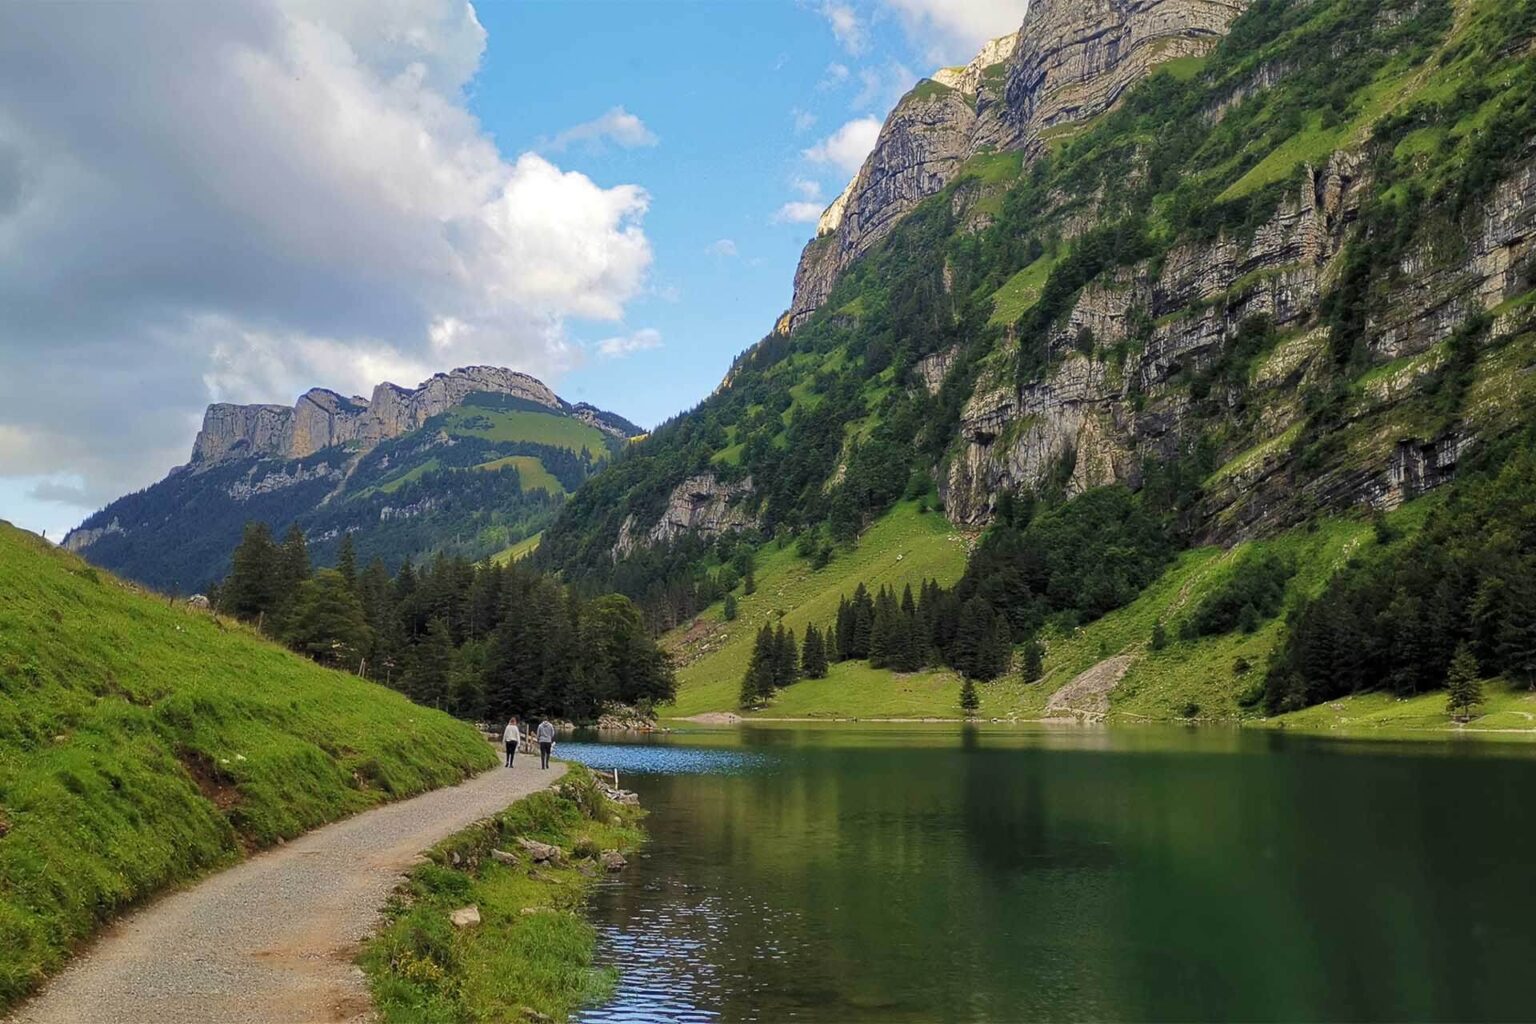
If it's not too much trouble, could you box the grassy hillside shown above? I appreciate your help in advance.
[660,499,1493,726]
[0,523,496,1010]
[664,502,969,717]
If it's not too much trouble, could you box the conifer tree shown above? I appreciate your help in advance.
[280,569,371,670]
[744,570,757,596]
[1445,642,1484,722]
[336,533,358,591]
[403,616,457,708]
[222,522,281,622]
[850,583,875,659]
[869,587,896,667]
[278,524,311,599]
[835,597,854,660]
[959,678,979,714]
[1021,638,1045,683]
[724,593,738,622]
[740,624,776,708]
[802,623,829,679]
[1498,566,1536,689]
[774,623,800,689]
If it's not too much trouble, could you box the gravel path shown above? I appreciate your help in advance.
[7,756,566,1024]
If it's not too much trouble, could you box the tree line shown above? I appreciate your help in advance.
[215,521,675,721]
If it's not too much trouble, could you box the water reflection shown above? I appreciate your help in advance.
[567,727,1536,1023]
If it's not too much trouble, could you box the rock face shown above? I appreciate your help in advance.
[613,473,758,558]
[999,0,1248,152]
[189,366,621,466]
[781,0,1250,334]
[939,144,1536,536]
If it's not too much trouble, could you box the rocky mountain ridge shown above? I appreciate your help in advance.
[781,0,1251,334]
[191,365,631,466]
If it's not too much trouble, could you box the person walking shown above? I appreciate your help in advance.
[536,717,556,770]
[502,716,521,768]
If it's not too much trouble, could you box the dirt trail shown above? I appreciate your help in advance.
[7,758,565,1024]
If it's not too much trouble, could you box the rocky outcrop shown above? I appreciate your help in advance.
[60,518,123,554]
[1000,0,1249,152]
[613,473,757,558]
[942,142,1536,534]
[190,403,294,464]
[781,0,1251,334]
[188,366,631,467]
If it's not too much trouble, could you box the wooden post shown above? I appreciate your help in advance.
[612,768,619,789]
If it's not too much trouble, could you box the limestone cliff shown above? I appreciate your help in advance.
[189,365,621,466]
[781,0,1249,334]
[612,474,758,559]
[939,144,1536,537]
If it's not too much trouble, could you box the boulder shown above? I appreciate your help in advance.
[599,851,628,873]
[449,905,480,929]
[516,838,563,864]
[490,849,518,866]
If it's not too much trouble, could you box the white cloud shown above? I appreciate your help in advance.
[819,3,867,55]
[792,178,823,199]
[880,0,1031,65]
[819,62,851,89]
[774,201,825,225]
[0,0,655,516]
[705,238,738,258]
[542,106,659,153]
[803,118,882,175]
[595,328,662,359]
[792,107,818,133]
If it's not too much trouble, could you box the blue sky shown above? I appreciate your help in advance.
[470,1,935,423]
[0,0,1029,540]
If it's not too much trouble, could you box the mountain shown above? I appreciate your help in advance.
[535,0,1536,719]
[64,366,642,592]
[0,521,493,1011]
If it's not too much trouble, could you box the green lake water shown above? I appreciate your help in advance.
[560,725,1536,1022]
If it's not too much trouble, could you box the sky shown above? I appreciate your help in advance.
[0,0,1029,541]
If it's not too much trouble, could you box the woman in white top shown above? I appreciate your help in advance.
[502,717,521,768]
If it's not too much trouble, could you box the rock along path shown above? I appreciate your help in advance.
[8,757,566,1024]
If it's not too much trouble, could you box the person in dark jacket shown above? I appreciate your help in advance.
[536,718,556,769]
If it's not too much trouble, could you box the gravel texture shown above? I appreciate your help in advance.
[7,757,565,1024]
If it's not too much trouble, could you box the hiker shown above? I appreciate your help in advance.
[502,716,521,768]
[536,717,556,769]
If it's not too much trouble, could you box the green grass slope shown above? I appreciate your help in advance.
[660,499,1508,729]
[664,502,970,718]
[0,523,496,1010]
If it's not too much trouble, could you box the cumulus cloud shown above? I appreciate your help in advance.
[541,106,659,153]
[0,0,654,519]
[792,179,824,200]
[595,328,662,359]
[819,3,867,55]
[881,0,1031,65]
[803,117,883,175]
[705,239,739,258]
[774,201,825,225]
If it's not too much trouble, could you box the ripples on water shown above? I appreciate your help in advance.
[558,742,773,776]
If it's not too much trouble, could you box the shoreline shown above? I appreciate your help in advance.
[359,764,646,1023]
[665,709,1536,743]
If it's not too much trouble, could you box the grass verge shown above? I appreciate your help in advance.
[361,765,645,1023]
[0,522,496,1011]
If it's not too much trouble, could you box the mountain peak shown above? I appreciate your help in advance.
[190,365,612,465]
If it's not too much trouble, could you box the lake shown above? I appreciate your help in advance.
[559,725,1536,1022]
